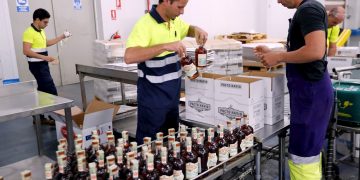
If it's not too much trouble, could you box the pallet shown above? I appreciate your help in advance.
[226,32,267,44]
[243,60,285,72]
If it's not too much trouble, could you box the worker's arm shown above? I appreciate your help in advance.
[255,30,326,67]
[187,25,208,46]
[23,42,55,62]
[328,42,337,56]
[124,41,186,64]
[47,34,65,47]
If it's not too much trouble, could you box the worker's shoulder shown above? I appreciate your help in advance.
[298,0,325,11]
[23,26,34,34]
[135,13,157,27]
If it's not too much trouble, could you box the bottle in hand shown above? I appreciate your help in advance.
[180,55,199,80]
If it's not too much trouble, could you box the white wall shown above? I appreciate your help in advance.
[0,0,19,82]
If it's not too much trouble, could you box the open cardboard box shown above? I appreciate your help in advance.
[52,99,120,147]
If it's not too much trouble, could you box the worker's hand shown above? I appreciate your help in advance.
[62,31,72,39]
[165,41,187,58]
[254,45,271,55]
[194,27,208,46]
[44,56,56,62]
[259,51,284,68]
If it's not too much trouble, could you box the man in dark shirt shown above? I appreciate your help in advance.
[255,0,333,179]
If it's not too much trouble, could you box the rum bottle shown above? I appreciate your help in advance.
[180,55,199,80]
[172,141,185,180]
[205,128,218,169]
[195,46,207,67]
[216,125,229,163]
[158,147,173,179]
[226,121,238,157]
[184,137,198,179]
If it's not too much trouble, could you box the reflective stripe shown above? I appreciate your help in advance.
[138,69,182,83]
[145,55,178,68]
[288,153,320,164]
[31,48,47,53]
[26,57,44,62]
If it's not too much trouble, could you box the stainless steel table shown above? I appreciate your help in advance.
[75,64,138,110]
[0,81,75,155]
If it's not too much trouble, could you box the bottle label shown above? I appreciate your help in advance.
[160,175,174,180]
[45,171,52,179]
[198,54,207,66]
[183,63,197,78]
[198,157,201,174]
[90,174,97,180]
[186,162,198,179]
[207,153,217,168]
[99,160,105,167]
[230,142,238,157]
[174,170,184,180]
[241,134,254,150]
[133,170,139,178]
[59,165,64,174]
[117,156,123,164]
[219,147,229,162]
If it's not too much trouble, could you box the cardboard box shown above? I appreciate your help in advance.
[239,72,285,125]
[53,99,120,148]
[242,43,285,61]
[214,76,264,131]
[335,47,359,57]
[327,57,353,74]
[185,73,225,125]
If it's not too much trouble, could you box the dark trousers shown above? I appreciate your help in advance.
[136,105,179,144]
[28,61,58,95]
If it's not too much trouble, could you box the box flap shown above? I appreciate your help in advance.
[53,106,85,127]
[86,98,120,117]
[201,73,226,79]
[245,71,283,78]
[83,108,114,129]
[218,76,262,83]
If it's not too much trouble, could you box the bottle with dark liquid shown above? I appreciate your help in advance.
[158,147,173,179]
[88,162,97,180]
[105,134,117,157]
[130,142,139,159]
[191,127,198,152]
[172,141,185,180]
[195,45,207,67]
[123,152,136,180]
[139,146,149,179]
[53,153,67,179]
[130,159,139,180]
[108,164,120,180]
[196,132,208,173]
[96,150,108,179]
[106,155,116,170]
[179,132,188,157]
[184,137,198,179]
[168,135,176,165]
[226,121,238,157]
[234,117,245,152]
[216,125,229,163]
[154,140,163,170]
[75,157,89,180]
[144,153,159,180]
[240,115,254,150]
[180,55,199,80]
[206,128,218,169]
[143,137,152,152]
[116,146,124,171]
[87,139,101,163]
[122,131,131,154]
[168,128,176,137]
[44,163,54,180]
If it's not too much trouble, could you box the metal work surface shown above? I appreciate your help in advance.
[0,81,73,122]
[0,81,75,155]
[0,156,53,179]
[254,116,290,143]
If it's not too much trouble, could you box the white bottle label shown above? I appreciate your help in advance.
[218,146,229,162]
[183,64,197,78]
[241,134,254,150]
[229,142,238,157]
[207,153,217,168]
[198,54,207,66]
[186,162,198,179]
[173,170,184,180]
[160,175,174,180]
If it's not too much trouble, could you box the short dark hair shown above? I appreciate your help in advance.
[159,0,177,4]
[33,8,50,21]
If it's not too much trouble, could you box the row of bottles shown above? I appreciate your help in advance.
[18,115,252,180]
[181,46,207,80]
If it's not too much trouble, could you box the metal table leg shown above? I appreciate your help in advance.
[34,115,43,156]
[120,82,126,104]
[79,73,87,111]
[255,143,262,180]
[65,107,75,154]
[279,130,287,180]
